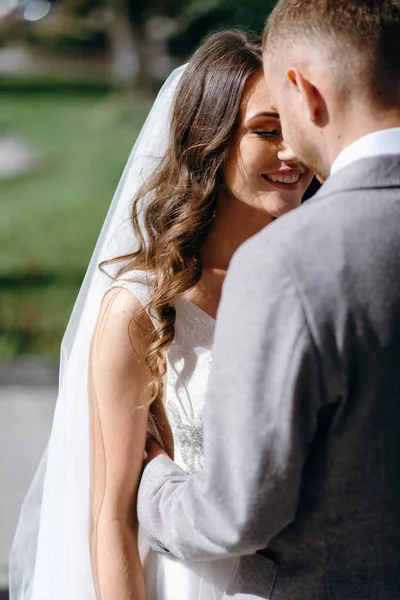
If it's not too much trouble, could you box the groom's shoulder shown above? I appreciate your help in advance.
[228,199,329,294]
[233,188,362,285]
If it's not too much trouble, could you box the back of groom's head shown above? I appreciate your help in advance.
[264,0,400,108]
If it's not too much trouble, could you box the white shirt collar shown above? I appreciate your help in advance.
[331,127,400,176]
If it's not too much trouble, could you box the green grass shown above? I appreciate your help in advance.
[0,90,153,358]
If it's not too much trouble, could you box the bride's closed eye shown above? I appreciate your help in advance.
[254,130,280,139]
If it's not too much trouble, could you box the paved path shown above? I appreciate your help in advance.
[0,383,56,590]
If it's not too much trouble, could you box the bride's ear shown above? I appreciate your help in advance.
[287,68,325,126]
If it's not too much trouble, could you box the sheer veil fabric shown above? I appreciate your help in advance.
[9,65,186,600]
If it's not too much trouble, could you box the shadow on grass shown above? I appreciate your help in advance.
[0,273,83,287]
[0,274,84,358]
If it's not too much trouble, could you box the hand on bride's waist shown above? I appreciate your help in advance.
[144,432,169,469]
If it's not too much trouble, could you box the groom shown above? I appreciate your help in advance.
[138,1,400,597]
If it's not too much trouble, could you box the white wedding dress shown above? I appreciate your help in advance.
[112,270,237,600]
[9,65,237,600]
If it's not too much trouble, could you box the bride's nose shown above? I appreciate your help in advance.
[277,140,299,163]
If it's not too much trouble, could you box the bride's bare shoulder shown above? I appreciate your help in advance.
[92,285,154,366]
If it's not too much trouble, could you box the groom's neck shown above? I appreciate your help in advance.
[328,105,400,168]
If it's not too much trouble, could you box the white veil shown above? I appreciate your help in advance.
[9,64,186,600]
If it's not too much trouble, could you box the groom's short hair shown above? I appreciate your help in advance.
[263,0,400,108]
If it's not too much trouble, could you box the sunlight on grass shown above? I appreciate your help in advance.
[0,90,153,358]
[0,91,152,276]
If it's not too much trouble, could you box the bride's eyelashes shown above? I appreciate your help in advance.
[253,130,280,139]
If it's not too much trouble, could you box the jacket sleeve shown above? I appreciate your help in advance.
[137,232,323,560]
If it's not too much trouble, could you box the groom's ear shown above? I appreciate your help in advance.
[287,68,324,125]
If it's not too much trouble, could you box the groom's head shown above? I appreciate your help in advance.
[263,0,400,180]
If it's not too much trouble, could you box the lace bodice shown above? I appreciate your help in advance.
[111,270,215,474]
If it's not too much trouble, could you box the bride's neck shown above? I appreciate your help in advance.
[201,188,273,271]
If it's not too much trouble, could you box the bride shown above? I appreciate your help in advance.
[9,29,313,600]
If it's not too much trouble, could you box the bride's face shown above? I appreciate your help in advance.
[222,70,313,217]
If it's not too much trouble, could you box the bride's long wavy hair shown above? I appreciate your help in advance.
[106,29,262,403]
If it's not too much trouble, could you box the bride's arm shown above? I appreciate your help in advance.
[89,286,153,600]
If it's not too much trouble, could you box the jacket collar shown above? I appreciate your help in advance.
[308,154,400,205]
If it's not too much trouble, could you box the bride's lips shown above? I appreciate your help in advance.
[262,169,305,192]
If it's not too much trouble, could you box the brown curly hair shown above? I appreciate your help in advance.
[105,29,262,404]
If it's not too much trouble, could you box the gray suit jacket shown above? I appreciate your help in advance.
[138,154,400,599]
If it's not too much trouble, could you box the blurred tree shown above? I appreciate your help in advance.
[106,0,223,89]
[44,0,138,86]
[45,0,276,87]
[55,0,190,88]
[222,0,276,32]
[125,0,200,89]
[169,0,276,61]
[62,0,99,16]
[107,0,138,88]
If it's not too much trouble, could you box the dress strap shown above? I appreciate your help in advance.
[109,269,154,306]
[109,269,160,331]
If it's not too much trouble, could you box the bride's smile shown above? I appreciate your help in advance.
[221,70,312,218]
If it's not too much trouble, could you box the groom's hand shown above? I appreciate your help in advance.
[144,433,168,468]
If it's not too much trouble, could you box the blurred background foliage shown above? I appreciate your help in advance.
[0,0,275,359]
